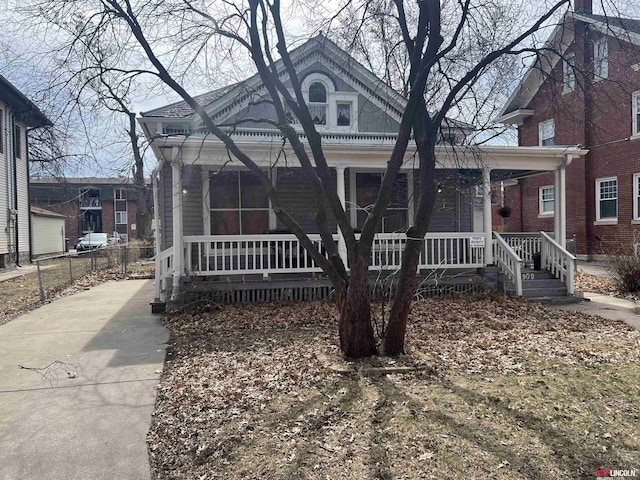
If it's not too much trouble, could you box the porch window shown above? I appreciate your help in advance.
[539,185,554,215]
[596,177,617,220]
[308,82,327,125]
[538,119,555,146]
[209,171,270,234]
[633,90,640,136]
[594,37,608,80]
[634,173,640,220]
[355,172,407,233]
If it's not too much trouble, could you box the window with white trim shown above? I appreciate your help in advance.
[539,119,555,146]
[296,73,359,132]
[115,211,127,224]
[633,90,640,136]
[114,188,126,200]
[209,170,270,234]
[563,54,575,92]
[308,82,327,125]
[539,186,555,215]
[634,173,640,220]
[594,37,608,80]
[596,177,617,220]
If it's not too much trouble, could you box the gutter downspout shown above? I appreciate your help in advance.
[11,118,20,266]
[26,126,36,264]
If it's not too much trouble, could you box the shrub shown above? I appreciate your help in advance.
[610,250,640,293]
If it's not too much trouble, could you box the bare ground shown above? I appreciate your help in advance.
[148,296,640,480]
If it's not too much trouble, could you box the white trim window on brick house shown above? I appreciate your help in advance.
[563,53,576,93]
[539,119,555,146]
[115,211,127,224]
[594,37,608,80]
[634,173,640,221]
[633,90,640,137]
[596,177,617,222]
[539,185,554,216]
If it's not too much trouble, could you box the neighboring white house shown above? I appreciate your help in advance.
[30,206,66,257]
[139,35,587,308]
[0,74,51,269]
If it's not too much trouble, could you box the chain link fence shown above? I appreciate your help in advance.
[34,244,155,304]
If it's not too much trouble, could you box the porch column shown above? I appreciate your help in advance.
[336,166,348,267]
[554,167,561,243]
[171,160,183,301]
[482,167,494,264]
[152,173,162,302]
[558,164,567,248]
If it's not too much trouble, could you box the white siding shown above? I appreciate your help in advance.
[32,215,65,256]
[0,102,7,255]
[16,128,30,254]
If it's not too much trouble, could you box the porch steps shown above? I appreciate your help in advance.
[493,267,580,303]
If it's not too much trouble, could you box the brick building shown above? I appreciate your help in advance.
[498,0,640,257]
[30,178,148,245]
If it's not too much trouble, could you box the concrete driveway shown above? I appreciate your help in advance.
[0,279,168,480]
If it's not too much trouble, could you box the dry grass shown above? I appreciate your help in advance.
[149,296,640,480]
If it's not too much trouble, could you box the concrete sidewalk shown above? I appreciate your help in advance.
[553,291,640,330]
[0,280,168,480]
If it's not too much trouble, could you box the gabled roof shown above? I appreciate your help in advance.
[141,34,408,123]
[0,74,51,128]
[498,11,640,121]
[142,83,244,118]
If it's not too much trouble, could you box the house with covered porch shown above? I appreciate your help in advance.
[139,36,587,310]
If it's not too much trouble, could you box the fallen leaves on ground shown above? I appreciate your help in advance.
[0,268,126,326]
[575,270,618,295]
[149,296,640,480]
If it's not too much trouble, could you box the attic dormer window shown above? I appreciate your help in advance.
[308,82,327,125]
[299,72,358,132]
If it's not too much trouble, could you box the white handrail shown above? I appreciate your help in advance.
[500,232,542,265]
[493,232,523,296]
[155,247,174,302]
[540,231,576,294]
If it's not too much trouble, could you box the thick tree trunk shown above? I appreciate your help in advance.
[383,238,421,355]
[338,255,377,359]
[384,127,439,355]
[135,185,152,240]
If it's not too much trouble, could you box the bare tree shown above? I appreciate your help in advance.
[19,0,576,357]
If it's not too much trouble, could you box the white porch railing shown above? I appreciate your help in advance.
[183,234,334,276]
[154,246,174,301]
[540,231,576,294]
[500,232,542,265]
[493,232,523,296]
[180,232,487,277]
[368,232,486,270]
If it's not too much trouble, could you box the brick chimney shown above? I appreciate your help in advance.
[574,0,592,14]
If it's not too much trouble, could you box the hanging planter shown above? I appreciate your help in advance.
[498,206,512,218]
